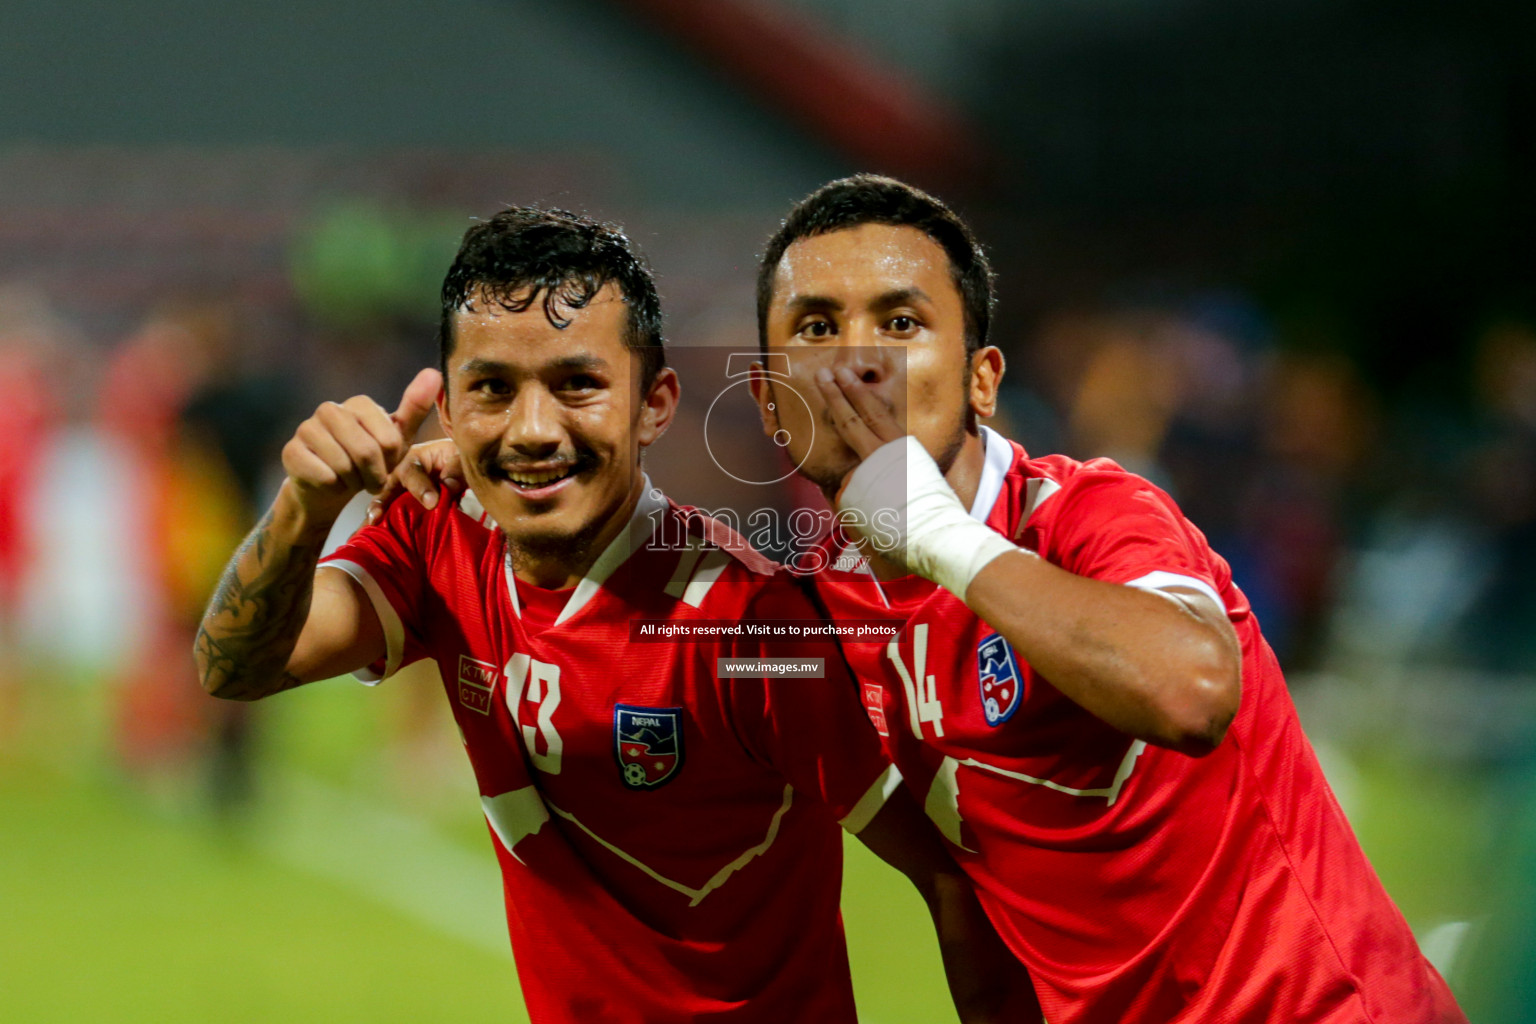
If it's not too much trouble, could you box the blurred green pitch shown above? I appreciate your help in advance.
[0,671,960,1024]
[2,665,1504,1022]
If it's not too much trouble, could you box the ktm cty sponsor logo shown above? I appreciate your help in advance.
[457,655,498,715]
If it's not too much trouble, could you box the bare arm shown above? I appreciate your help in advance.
[194,483,384,699]
[855,789,1041,1023]
[964,554,1240,755]
[194,368,441,700]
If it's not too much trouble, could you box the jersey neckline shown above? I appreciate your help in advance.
[502,477,670,627]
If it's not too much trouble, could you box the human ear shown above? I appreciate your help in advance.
[637,367,681,447]
[969,346,1004,418]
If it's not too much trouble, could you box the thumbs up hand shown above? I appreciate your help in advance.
[280,367,443,523]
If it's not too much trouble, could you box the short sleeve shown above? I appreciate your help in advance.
[319,496,432,681]
[726,578,901,834]
[1044,465,1226,612]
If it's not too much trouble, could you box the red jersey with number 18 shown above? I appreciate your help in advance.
[808,427,1464,1023]
[322,484,900,1024]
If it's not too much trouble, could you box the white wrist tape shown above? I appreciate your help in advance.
[839,436,1020,598]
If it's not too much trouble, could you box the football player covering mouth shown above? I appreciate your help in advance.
[195,205,1037,1023]
[754,174,1465,1024]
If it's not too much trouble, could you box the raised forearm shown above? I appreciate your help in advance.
[965,549,1240,754]
[194,481,333,700]
[825,428,1239,752]
[196,370,439,699]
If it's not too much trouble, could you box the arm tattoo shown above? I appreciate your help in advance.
[194,508,322,700]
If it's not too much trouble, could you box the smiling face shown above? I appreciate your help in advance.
[438,284,676,584]
[756,223,999,493]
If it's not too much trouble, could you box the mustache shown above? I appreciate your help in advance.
[483,449,599,479]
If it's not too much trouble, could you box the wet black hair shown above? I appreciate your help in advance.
[440,206,665,390]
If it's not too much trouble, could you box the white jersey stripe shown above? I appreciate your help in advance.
[1103,740,1149,807]
[482,786,552,865]
[1125,571,1227,614]
[955,739,1147,807]
[680,549,732,609]
[687,785,796,905]
[924,757,973,851]
[553,480,668,626]
[503,554,522,619]
[663,539,707,599]
[321,560,403,684]
[833,540,891,607]
[1018,477,1063,535]
[547,785,796,907]
[458,487,492,528]
[838,763,904,834]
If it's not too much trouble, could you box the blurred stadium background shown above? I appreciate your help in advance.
[2,0,1533,1020]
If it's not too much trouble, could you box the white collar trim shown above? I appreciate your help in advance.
[967,426,1013,523]
[503,476,668,626]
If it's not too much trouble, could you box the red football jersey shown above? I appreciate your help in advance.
[808,427,1465,1024]
[322,484,900,1023]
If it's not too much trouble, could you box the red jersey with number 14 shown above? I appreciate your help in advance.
[323,484,899,1024]
[809,427,1464,1024]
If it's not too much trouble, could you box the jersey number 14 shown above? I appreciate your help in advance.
[888,624,945,739]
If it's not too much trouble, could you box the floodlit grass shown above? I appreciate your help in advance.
[0,670,956,1024]
[1344,747,1500,930]
[0,754,525,1024]
[842,835,962,1024]
[0,667,1504,1023]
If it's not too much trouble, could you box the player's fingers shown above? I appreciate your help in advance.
[392,367,442,443]
[282,436,341,490]
[296,426,363,495]
[325,401,396,492]
[442,459,466,492]
[403,439,466,495]
[368,470,406,525]
[310,403,387,492]
[814,368,884,458]
[340,394,410,472]
[832,366,903,444]
[397,454,440,509]
[366,437,462,524]
[416,438,465,489]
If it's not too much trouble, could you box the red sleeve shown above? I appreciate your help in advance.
[725,576,899,832]
[1041,463,1226,609]
[318,496,433,681]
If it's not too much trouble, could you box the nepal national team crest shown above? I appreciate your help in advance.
[614,705,685,790]
[977,633,1023,727]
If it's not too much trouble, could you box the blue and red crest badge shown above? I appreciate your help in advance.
[977,633,1022,727]
[614,705,685,790]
